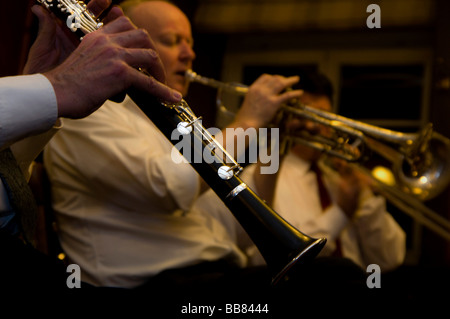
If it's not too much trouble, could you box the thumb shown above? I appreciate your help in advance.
[31,5,56,46]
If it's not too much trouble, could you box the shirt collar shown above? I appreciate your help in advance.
[285,150,312,177]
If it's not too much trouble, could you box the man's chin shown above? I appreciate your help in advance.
[167,81,187,97]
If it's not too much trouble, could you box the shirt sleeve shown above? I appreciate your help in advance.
[352,190,406,271]
[0,74,58,230]
[44,98,201,214]
[0,74,57,150]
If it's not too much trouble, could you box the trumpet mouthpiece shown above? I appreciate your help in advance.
[185,69,197,81]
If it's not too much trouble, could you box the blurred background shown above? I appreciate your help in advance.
[2,0,449,268]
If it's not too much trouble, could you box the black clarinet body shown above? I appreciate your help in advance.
[128,89,326,285]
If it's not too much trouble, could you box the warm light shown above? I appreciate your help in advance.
[58,253,66,261]
[419,176,428,184]
[371,166,396,186]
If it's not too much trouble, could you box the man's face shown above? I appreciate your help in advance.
[291,92,333,161]
[129,2,196,96]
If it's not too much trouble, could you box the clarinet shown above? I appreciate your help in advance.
[37,0,326,285]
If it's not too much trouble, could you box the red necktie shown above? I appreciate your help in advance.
[310,162,331,210]
[311,162,342,256]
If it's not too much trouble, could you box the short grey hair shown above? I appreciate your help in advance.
[120,0,174,15]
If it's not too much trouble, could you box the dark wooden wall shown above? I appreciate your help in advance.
[0,0,35,77]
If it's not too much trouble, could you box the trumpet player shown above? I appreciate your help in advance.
[198,71,407,273]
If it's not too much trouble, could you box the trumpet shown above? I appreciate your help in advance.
[186,70,450,241]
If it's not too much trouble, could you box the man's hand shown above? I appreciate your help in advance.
[332,159,372,218]
[24,0,113,74]
[25,1,182,119]
[232,74,302,130]
[23,5,78,75]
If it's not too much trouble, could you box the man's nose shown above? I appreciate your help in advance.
[180,41,196,61]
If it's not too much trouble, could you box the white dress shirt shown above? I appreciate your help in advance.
[44,96,247,288]
[0,74,58,230]
[0,74,57,151]
[193,151,406,272]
